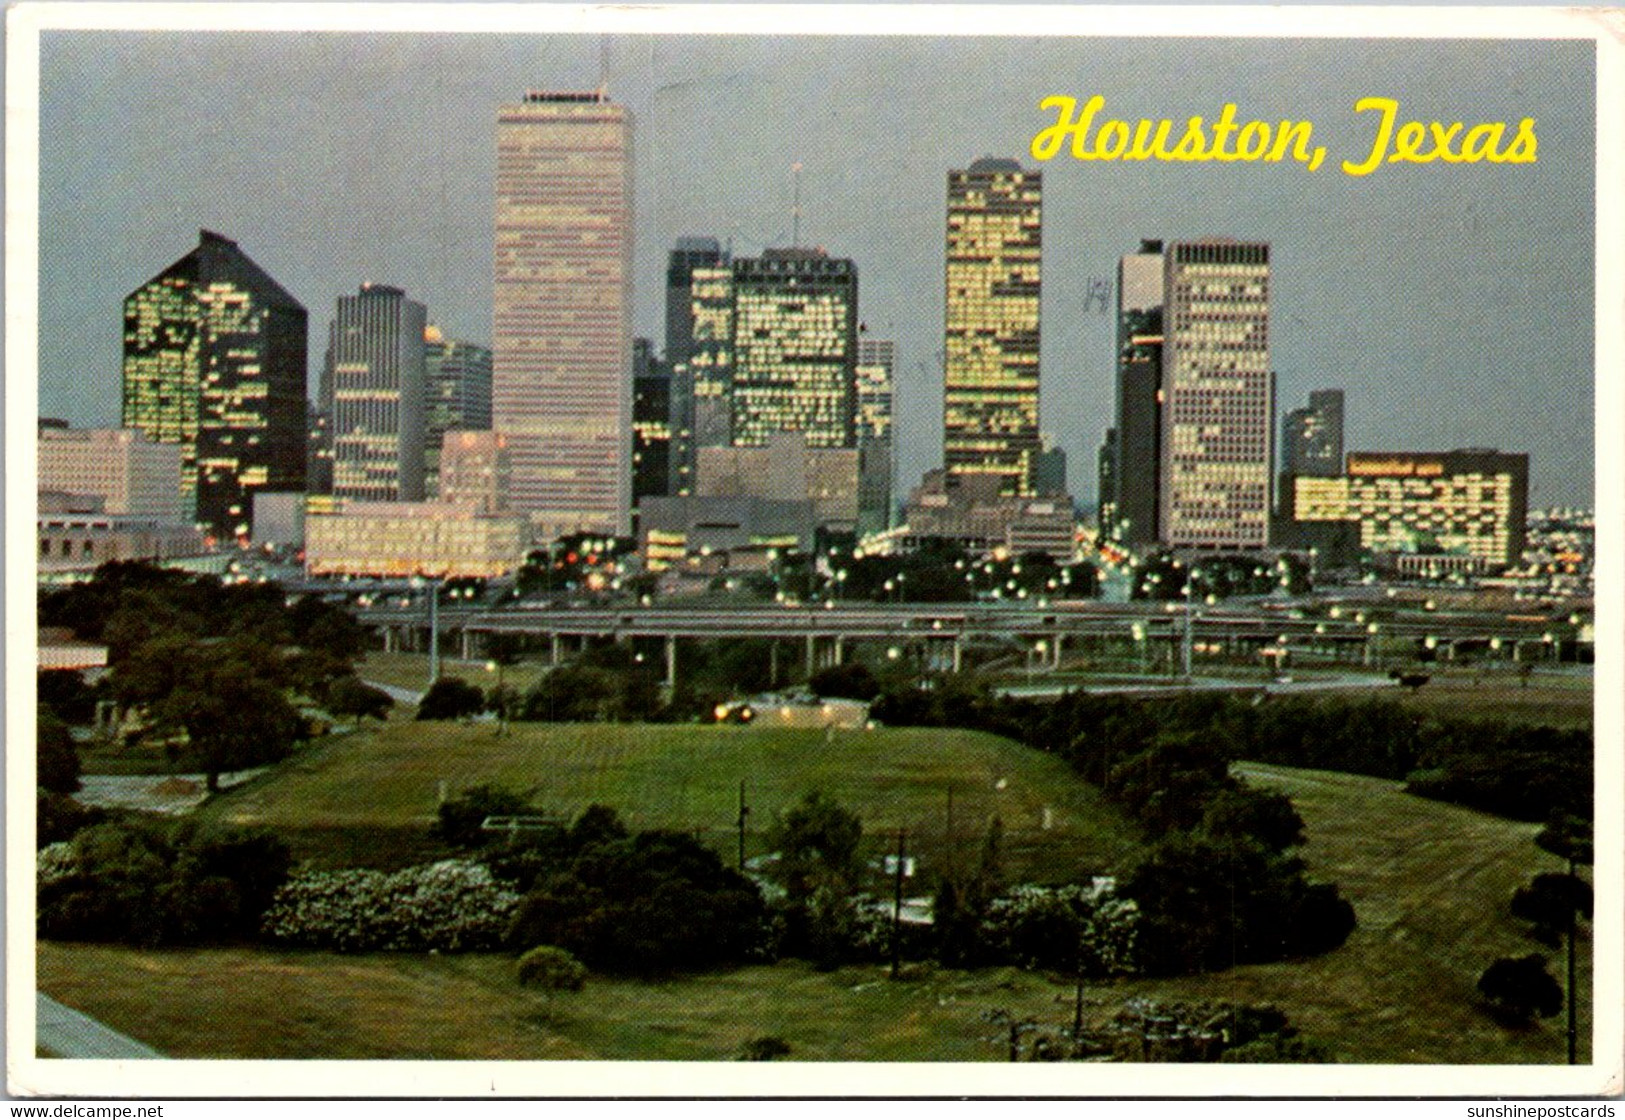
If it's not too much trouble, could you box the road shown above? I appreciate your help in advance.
[35,992,164,1059]
[995,672,1403,699]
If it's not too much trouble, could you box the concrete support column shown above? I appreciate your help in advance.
[665,634,678,689]
[1052,634,1064,669]
[383,627,396,654]
[806,634,817,676]
[460,630,473,661]
[551,633,562,666]
[833,637,845,666]
[952,637,963,674]
[770,642,780,686]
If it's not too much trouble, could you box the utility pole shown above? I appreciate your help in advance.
[890,828,907,979]
[737,780,750,872]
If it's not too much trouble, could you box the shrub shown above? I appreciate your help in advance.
[517,945,587,993]
[738,1036,792,1061]
[416,677,486,721]
[37,820,291,947]
[1510,872,1592,942]
[325,675,394,721]
[37,711,81,795]
[37,790,105,848]
[1478,954,1564,1023]
[261,859,520,952]
[508,830,770,974]
[436,785,535,849]
[979,883,1141,976]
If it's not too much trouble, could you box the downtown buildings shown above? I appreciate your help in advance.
[324,283,428,502]
[943,158,1043,497]
[1099,238,1274,553]
[121,229,308,540]
[493,89,635,541]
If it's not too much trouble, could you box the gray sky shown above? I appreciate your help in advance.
[37,30,1596,507]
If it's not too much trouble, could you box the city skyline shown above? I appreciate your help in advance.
[37,31,1596,509]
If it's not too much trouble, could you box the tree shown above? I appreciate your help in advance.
[149,667,303,792]
[37,710,81,794]
[1511,873,1592,943]
[767,791,863,897]
[325,676,394,721]
[416,677,486,721]
[1478,955,1563,1024]
[1198,786,1306,852]
[808,663,881,702]
[38,669,97,725]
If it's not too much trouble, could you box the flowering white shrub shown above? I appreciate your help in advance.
[261,859,520,952]
[980,883,1141,976]
[36,842,78,889]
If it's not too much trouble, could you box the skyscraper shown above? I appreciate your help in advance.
[856,337,895,535]
[424,326,493,497]
[122,229,307,539]
[730,247,859,449]
[1159,239,1273,550]
[667,237,729,495]
[944,157,1042,496]
[493,90,634,540]
[686,261,737,459]
[1101,242,1166,546]
[632,338,672,505]
[326,283,427,502]
[1282,389,1345,479]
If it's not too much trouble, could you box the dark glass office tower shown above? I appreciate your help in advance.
[122,229,307,540]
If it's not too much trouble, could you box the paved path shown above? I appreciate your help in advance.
[362,679,424,705]
[36,992,164,1059]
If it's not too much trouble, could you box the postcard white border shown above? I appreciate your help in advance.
[6,3,1623,1100]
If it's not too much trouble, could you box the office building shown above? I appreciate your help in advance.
[1282,389,1345,479]
[122,229,307,539]
[856,337,896,536]
[326,283,427,502]
[1100,242,1166,547]
[666,237,728,496]
[685,261,737,463]
[633,338,673,504]
[731,248,859,450]
[640,495,817,574]
[1158,239,1273,550]
[1033,435,1068,499]
[493,90,634,540]
[438,430,512,514]
[903,469,1075,560]
[697,432,860,532]
[38,491,204,572]
[38,425,186,522]
[424,326,493,496]
[944,157,1042,495]
[1290,449,1528,570]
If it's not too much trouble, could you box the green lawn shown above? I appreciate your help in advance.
[200,721,1142,882]
[41,759,1588,1063]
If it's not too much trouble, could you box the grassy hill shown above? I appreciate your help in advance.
[198,720,1142,881]
[41,751,1588,1064]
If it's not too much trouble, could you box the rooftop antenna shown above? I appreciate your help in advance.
[791,162,804,248]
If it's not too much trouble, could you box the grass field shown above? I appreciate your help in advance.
[38,761,1587,1063]
[199,721,1143,881]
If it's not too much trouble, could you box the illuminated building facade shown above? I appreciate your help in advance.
[944,158,1042,496]
[731,248,859,450]
[666,237,728,495]
[37,424,186,522]
[856,337,896,535]
[304,499,528,579]
[438,430,512,514]
[493,90,634,540]
[697,432,860,532]
[122,229,307,539]
[326,283,427,502]
[1291,449,1528,569]
[1159,239,1273,550]
[424,326,493,497]
[686,261,737,463]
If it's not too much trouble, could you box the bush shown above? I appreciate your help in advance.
[436,785,535,849]
[508,830,770,974]
[325,675,394,721]
[37,820,292,947]
[517,945,587,993]
[979,883,1141,976]
[39,669,98,724]
[738,1036,792,1061]
[808,663,880,702]
[416,677,486,721]
[261,860,520,952]
[37,790,104,848]
[1511,873,1592,943]
[37,710,81,794]
[1478,954,1563,1023]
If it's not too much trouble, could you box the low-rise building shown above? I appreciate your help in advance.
[901,469,1076,559]
[696,432,860,532]
[639,495,816,572]
[1289,449,1528,570]
[38,423,187,522]
[304,499,527,579]
[37,491,207,572]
